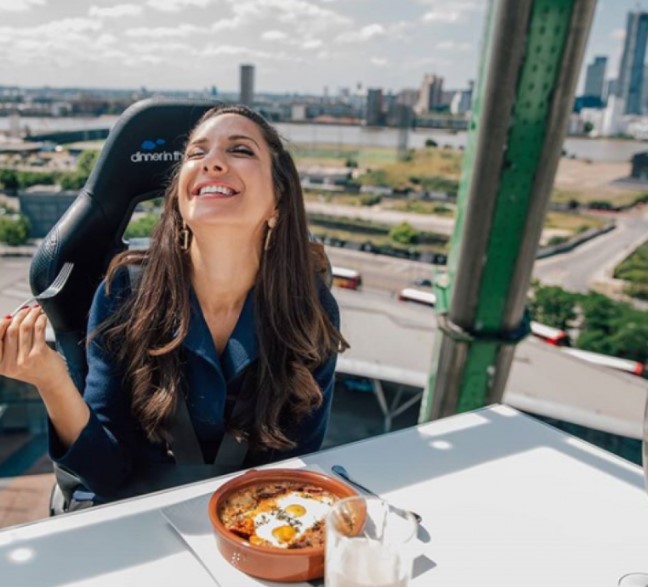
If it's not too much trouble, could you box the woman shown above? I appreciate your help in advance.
[0,105,348,503]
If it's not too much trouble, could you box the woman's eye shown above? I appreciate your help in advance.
[231,146,254,156]
[185,148,205,159]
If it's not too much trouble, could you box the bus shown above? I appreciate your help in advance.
[530,321,570,346]
[561,347,648,379]
[397,287,436,307]
[331,266,363,290]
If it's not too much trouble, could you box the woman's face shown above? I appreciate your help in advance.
[177,113,277,236]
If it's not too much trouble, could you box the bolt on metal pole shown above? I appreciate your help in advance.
[419,0,598,422]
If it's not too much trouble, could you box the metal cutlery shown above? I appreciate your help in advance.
[10,262,74,317]
[332,464,423,524]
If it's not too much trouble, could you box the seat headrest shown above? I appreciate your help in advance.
[30,98,219,334]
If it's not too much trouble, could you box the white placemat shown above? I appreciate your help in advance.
[160,466,325,587]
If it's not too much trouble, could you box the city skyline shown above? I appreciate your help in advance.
[0,0,647,95]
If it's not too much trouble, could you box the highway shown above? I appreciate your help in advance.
[533,206,648,292]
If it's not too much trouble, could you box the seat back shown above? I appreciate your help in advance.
[30,98,218,391]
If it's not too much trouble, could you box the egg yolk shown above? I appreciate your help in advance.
[272,525,297,543]
[284,504,307,517]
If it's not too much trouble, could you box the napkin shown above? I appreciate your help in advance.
[160,468,325,587]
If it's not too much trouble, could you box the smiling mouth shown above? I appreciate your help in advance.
[195,185,239,197]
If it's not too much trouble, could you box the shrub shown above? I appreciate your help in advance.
[547,235,569,246]
[0,215,30,246]
[125,213,159,238]
[389,222,419,245]
[359,194,382,206]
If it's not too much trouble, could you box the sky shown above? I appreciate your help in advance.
[0,0,646,95]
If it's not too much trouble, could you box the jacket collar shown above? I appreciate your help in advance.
[182,287,259,383]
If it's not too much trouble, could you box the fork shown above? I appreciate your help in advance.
[10,262,74,317]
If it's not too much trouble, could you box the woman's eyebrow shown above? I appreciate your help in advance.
[186,137,208,147]
[228,134,260,148]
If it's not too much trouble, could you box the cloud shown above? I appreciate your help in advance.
[147,0,212,12]
[226,0,351,35]
[419,0,481,23]
[125,24,204,38]
[0,17,102,38]
[370,57,388,67]
[261,30,288,41]
[302,39,322,49]
[211,18,240,31]
[436,40,472,51]
[336,23,385,43]
[423,10,462,23]
[0,0,44,12]
[88,4,143,18]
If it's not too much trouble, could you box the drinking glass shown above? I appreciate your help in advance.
[325,496,417,587]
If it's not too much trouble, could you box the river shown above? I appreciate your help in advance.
[1,116,646,162]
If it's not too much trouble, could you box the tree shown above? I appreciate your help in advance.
[0,169,19,191]
[125,213,159,238]
[579,293,622,336]
[389,222,419,245]
[607,321,648,363]
[528,283,576,330]
[0,215,30,246]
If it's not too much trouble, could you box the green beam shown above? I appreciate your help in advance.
[421,0,597,421]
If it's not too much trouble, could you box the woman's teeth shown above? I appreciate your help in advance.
[198,185,236,196]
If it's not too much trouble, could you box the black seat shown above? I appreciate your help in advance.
[30,98,218,392]
[30,99,219,512]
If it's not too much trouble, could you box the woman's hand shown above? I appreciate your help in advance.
[0,306,68,388]
[0,306,89,448]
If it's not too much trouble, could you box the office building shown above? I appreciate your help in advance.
[616,12,648,114]
[239,64,255,107]
[365,88,384,126]
[584,56,607,100]
[603,79,616,104]
[415,74,444,114]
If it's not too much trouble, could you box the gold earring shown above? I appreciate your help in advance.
[264,217,277,251]
[179,221,190,251]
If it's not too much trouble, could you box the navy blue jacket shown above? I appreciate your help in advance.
[49,269,340,500]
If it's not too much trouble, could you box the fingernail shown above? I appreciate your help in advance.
[4,315,11,320]
[20,306,29,311]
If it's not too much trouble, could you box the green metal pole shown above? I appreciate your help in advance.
[420,0,597,422]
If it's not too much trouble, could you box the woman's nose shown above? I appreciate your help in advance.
[202,149,228,172]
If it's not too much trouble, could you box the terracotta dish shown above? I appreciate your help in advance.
[208,468,358,582]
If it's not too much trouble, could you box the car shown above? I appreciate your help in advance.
[412,278,433,287]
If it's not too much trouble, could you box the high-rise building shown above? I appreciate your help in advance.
[415,74,444,114]
[365,88,384,126]
[603,79,616,104]
[239,64,255,106]
[616,12,648,114]
[584,56,607,100]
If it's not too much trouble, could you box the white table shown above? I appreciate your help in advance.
[1,405,647,586]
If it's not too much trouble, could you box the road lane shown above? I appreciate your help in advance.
[533,207,648,292]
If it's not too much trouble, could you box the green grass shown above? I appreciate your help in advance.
[614,239,648,284]
[289,143,398,166]
[544,212,605,232]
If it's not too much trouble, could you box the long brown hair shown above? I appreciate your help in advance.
[99,105,348,451]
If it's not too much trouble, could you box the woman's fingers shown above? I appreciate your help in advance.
[2,308,27,368]
[0,306,43,378]
[33,312,49,352]
[17,306,41,364]
[0,314,11,362]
